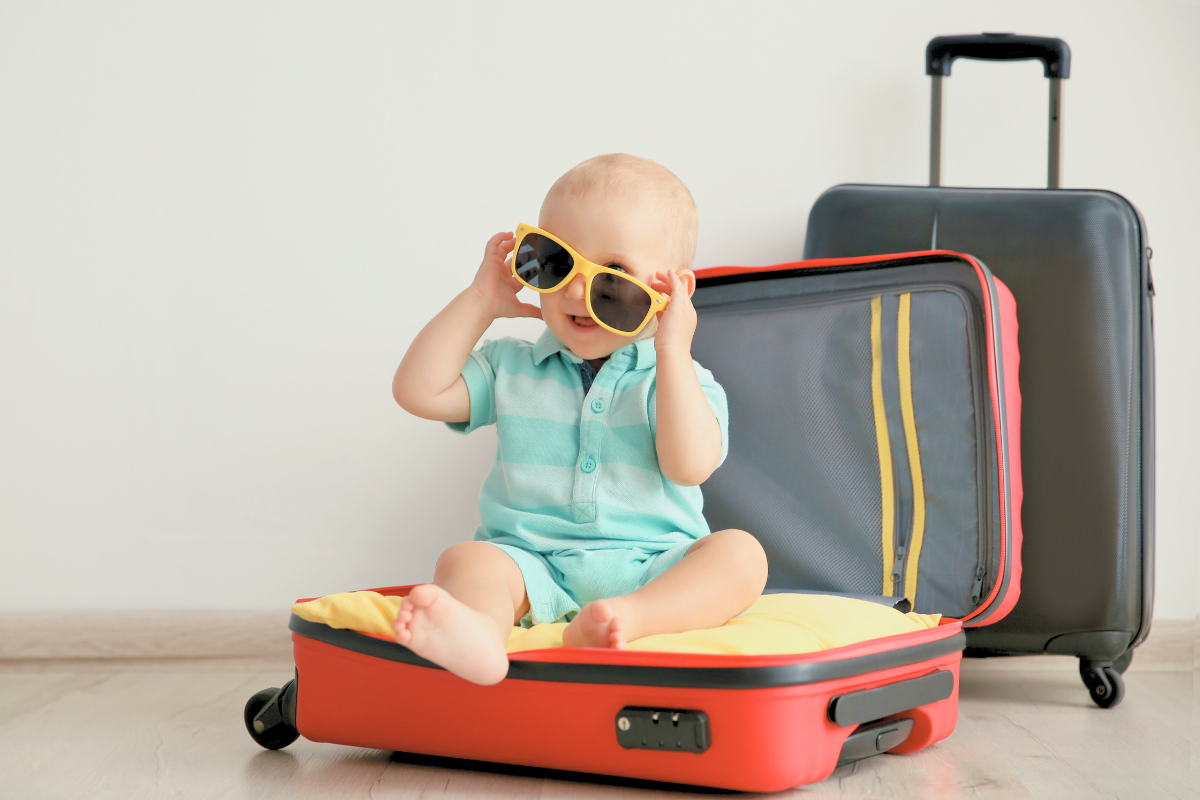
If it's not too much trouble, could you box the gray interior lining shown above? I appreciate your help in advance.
[906,290,982,615]
[696,294,883,596]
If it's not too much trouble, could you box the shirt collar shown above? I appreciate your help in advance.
[531,327,658,370]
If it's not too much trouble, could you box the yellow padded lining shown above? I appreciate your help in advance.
[292,592,941,657]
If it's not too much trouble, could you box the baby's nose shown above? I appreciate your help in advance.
[564,274,587,300]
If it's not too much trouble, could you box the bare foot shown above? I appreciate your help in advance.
[391,584,509,685]
[562,599,628,649]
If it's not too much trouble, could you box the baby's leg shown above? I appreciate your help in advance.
[562,529,767,649]
[393,541,528,685]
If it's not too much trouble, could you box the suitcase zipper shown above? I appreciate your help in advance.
[891,480,911,598]
[967,298,991,608]
[971,566,986,606]
[891,544,907,597]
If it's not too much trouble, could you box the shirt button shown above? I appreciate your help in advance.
[580,457,597,474]
[590,398,605,413]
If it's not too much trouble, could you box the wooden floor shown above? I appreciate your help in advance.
[0,654,1193,799]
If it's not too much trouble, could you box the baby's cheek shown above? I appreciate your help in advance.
[540,293,566,322]
[539,296,573,342]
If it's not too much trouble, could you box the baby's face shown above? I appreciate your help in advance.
[535,193,674,361]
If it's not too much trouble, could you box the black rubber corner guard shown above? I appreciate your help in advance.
[827,669,954,727]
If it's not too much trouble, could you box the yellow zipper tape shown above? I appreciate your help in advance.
[870,295,896,596]
[898,293,927,607]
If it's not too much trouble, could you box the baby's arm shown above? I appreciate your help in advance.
[392,233,541,422]
[649,269,723,486]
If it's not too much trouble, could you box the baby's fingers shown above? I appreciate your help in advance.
[484,231,515,259]
[667,270,695,306]
[654,269,681,288]
[501,265,528,291]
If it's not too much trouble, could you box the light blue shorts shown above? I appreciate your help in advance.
[485,541,696,626]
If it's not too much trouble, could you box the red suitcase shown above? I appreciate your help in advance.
[245,249,1022,792]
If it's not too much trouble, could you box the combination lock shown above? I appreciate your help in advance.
[614,707,710,753]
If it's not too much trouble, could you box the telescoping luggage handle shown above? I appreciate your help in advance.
[926,33,1071,188]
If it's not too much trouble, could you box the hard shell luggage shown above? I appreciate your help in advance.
[801,34,1154,708]
[244,248,1023,791]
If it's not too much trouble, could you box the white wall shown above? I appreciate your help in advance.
[1,1,1196,617]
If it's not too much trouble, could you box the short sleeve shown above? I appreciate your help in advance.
[444,339,503,435]
[695,362,730,468]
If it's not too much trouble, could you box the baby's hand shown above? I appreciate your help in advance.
[650,269,698,354]
[468,232,542,321]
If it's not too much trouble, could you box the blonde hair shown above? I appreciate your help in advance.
[543,153,698,270]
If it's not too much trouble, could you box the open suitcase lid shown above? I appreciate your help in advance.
[692,249,1023,628]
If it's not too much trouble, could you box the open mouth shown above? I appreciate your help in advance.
[569,314,599,330]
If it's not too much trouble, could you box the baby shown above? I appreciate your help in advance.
[391,154,767,685]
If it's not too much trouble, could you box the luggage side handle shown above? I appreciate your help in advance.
[926,33,1071,188]
[827,669,954,727]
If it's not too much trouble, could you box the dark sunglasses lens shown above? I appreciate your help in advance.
[513,233,573,290]
[590,272,653,333]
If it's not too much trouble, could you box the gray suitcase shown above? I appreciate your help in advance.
[800,34,1154,708]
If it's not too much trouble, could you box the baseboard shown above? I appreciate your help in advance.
[0,610,292,661]
[1134,618,1196,672]
[0,611,1192,670]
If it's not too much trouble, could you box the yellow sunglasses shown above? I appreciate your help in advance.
[511,223,669,337]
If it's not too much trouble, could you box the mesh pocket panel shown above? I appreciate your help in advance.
[694,296,884,595]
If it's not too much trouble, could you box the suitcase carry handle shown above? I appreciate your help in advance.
[926,33,1071,189]
[926,33,1071,79]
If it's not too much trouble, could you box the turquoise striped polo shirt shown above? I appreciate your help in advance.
[448,328,729,555]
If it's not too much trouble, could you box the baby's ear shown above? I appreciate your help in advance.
[677,269,698,298]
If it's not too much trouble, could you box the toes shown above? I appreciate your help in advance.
[405,584,441,609]
[607,616,625,649]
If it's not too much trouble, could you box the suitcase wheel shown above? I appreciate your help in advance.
[244,680,300,750]
[1079,660,1125,709]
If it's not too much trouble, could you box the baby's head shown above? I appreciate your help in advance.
[535,154,698,361]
